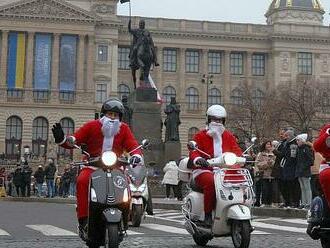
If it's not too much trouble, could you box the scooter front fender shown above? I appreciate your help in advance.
[227,205,251,220]
[103,208,122,223]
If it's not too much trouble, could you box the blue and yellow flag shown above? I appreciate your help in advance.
[7,32,26,89]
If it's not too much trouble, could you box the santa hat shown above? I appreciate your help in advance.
[296,133,308,142]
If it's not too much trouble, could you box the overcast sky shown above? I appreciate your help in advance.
[117,0,330,25]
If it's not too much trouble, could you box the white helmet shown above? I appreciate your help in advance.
[206,105,227,120]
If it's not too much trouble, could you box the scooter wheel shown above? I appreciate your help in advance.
[193,234,209,246]
[231,220,251,248]
[321,237,330,248]
[105,224,119,248]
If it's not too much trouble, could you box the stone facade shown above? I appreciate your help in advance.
[0,0,329,166]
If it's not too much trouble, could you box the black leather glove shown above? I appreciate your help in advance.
[52,123,65,144]
[129,155,142,167]
[195,158,209,167]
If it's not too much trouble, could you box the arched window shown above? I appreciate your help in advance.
[5,116,22,159]
[231,88,243,105]
[208,88,221,106]
[252,88,265,108]
[188,127,199,141]
[32,117,48,157]
[186,87,199,110]
[117,84,130,101]
[162,86,176,105]
[58,118,75,159]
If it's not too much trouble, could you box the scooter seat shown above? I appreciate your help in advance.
[190,179,203,193]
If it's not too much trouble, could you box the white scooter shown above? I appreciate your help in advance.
[182,141,254,248]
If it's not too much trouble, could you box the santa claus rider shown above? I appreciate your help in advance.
[188,104,242,227]
[313,123,330,209]
[51,98,143,237]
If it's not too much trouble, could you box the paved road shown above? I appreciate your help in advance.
[0,201,322,247]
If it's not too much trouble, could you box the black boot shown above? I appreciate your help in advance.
[202,212,213,228]
[78,217,88,241]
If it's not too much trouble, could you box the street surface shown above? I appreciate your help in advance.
[0,201,322,248]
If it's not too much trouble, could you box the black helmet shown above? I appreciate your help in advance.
[101,98,125,119]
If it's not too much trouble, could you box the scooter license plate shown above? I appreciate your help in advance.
[132,198,143,204]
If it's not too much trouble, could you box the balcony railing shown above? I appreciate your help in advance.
[59,91,75,104]
[33,90,49,103]
[7,89,24,102]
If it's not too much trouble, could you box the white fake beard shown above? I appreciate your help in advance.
[101,117,121,138]
[207,122,225,138]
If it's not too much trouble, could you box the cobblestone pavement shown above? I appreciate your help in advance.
[0,201,322,248]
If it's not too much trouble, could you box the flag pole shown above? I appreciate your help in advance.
[129,0,132,19]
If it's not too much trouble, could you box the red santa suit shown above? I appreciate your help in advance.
[313,123,330,208]
[60,118,142,219]
[189,129,242,213]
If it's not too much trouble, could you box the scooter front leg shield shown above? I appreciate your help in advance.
[103,208,122,223]
[227,205,251,220]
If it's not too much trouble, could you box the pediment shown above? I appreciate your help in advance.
[0,0,99,23]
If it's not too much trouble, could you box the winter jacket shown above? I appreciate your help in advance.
[162,161,179,185]
[44,163,57,180]
[34,168,45,184]
[279,139,298,181]
[295,144,314,178]
[255,151,276,179]
[62,171,71,185]
[272,140,286,178]
[13,168,23,186]
[22,165,32,183]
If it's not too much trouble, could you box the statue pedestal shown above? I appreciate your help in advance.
[128,89,164,174]
[164,141,182,162]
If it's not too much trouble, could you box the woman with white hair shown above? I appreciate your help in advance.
[295,133,314,209]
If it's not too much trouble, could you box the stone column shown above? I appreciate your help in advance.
[86,34,95,93]
[25,31,35,90]
[76,34,85,92]
[51,33,60,91]
[202,49,208,74]
[111,41,118,95]
[0,30,9,89]
[178,48,186,100]
[223,50,231,104]
[246,51,252,86]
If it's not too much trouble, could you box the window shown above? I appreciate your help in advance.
[208,51,221,74]
[188,127,199,141]
[58,118,74,159]
[252,54,265,76]
[96,84,107,103]
[230,53,243,75]
[252,88,264,108]
[5,116,22,159]
[208,88,221,106]
[185,50,199,73]
[32,117,48,157]
[117,84,130,100]
[298,52,312,75]
[231,88,244,105]
[118,47,130,70]
[162,86,176,105]
[163,48,177,72]
[186,87,199,110]
[97,45,108,62]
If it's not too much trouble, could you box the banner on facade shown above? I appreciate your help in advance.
[59,35,77,92]
[7,32,26,89]
[34,34,52,90]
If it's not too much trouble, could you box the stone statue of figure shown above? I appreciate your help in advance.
[164,97,181,142]
[121,95,133,128]
[128,19,159,88]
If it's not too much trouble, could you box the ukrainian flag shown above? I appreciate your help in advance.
[7,32,26,89]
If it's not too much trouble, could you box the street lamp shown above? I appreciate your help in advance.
[201,74,214,111]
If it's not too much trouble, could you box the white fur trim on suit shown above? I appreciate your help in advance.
[193,157,202,165]
[58,136,66,145]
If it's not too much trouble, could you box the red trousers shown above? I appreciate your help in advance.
[76,167,95,219]
[320,167,330,208]
[195,172,215,213]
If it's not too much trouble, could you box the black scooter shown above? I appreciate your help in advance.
[73,139,149,248]
[307,195,330,248]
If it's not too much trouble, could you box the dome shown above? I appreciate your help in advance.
[265,0,325,25]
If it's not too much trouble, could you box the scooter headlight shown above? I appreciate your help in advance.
[223,152,237,166]
[101,151,117,166]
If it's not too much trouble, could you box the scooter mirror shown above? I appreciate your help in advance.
[187,141,197,151]
[141,139,150,149]
[251,137,257,143]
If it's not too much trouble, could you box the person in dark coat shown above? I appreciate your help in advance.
[34,165,45,197]
[13,164,23,197]
[61,167,71,198]
[21,161,32,197]
[295,134,314,209]
[44,158,57,198]
[279,129,300,208]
